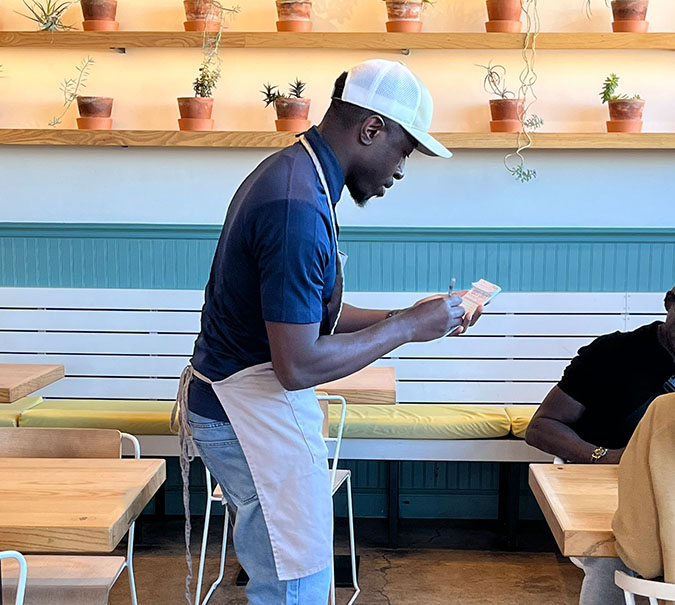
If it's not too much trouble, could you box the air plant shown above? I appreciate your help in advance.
[478,62,515,99]
[49,56,95,127]
[599,73,641,103]
[16,0,76,31]
[190,2,240,98]
[261,78,306,107]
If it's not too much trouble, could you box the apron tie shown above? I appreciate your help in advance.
[172,364,210,604]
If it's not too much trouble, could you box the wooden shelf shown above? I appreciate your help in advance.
[1,31,675,50]
[1,129,674,149]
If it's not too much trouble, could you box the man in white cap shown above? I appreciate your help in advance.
[180,59,480,604]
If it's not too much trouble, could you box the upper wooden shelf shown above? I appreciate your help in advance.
[1,129,674,149]
[1,31,675,50]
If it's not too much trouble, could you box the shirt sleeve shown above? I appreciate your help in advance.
[253,198,333,324]
[557,332,620,409]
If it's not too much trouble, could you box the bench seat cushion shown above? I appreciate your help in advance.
[0,397,43,427]
[505,405,539,439]
[19,399,175,435]
[328,404,511,440]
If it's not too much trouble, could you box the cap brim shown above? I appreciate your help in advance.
[402,125,452,159]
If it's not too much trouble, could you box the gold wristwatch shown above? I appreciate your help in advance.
[591,447,608,463]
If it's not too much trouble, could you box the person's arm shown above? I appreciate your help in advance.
[526,386,624,463]
[335,291,482,333]
[266,295,471,390]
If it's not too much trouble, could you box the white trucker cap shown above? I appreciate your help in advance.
[338,59,451,159]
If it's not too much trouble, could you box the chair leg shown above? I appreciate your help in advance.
[622,591,636,605]
[345,475,360,605]
[202,507,229,605]
[330,553,336,605]
[195,493,214,605]
[127,522,138,605]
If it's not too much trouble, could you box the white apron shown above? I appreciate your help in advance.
[179,134,346,581]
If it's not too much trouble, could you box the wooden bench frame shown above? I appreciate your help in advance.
[0,287,667,546]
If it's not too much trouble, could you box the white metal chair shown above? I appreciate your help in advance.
[615,570,675,605]
[0,551,28,605]
[195,394,360,605]
[0,427,141,605]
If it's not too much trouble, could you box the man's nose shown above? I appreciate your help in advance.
[394,157,406,180]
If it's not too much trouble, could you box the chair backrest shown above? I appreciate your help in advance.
[615,570,675,605]
[317,394,347,488]
[0,550,27,605]
[0,427,123,458]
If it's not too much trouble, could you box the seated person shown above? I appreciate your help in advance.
[526,285,675,464]
[613,392,675,590]
[526,286,675,605]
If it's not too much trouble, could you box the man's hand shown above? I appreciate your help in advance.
[401,295,469,341]
[411,290,483,333]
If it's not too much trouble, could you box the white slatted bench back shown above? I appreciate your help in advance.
[0,288,667,404]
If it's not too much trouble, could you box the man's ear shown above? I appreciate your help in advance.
[359,115,386,147]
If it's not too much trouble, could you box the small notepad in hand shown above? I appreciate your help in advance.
[459,279,501,315]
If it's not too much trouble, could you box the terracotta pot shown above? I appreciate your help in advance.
[184,0,221,32]
[276,0,312,32]
[81,0,117,20]
[83,19,119,30]
[489,99,524,133]
[77,96,113,118]
[76,96,113,130]
[611,0,648,31]
[607,99,645,133]
[385,0,424,32]
[386,20,423,32]
[485,0,522,32]
[274,97,311,132]
[177,97,215,131]
[486,0,522,21]
[608,98,645,121]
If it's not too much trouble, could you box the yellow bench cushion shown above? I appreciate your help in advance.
[0,397,43,427]
[505,405,539,439]
[328,404,511,440]
[19,400,175,435]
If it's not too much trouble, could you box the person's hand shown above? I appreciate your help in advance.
[402,295,468,342]
[601,448,625,464]
[412,290,484,332]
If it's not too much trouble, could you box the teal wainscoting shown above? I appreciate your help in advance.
[1,223,674,519]
[0,223,674,292]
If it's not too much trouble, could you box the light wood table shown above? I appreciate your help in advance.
[317,366,396,405]
[529,463,618,557]
[0,364,64,403]
[0,458,165,552]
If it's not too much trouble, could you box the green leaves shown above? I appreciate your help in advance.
[17,0,75,32]
[261,79,306,107]
[600,73,642,103]
[49,56,95,127]
[289,78,306,99]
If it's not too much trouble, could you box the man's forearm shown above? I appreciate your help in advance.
[526,417,620,463]
[334,303,400,333]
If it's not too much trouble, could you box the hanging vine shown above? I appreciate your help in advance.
[504,0,543,183]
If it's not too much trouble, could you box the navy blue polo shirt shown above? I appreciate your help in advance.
[189,127,345,420]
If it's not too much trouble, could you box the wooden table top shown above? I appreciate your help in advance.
[317,366,396,405]
[0,364,64,403]
[0,458,165,553]
[529,463,618,557]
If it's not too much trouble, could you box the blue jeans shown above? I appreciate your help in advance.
[187,409,331,605]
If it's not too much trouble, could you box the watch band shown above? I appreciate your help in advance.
[591,446,608,463]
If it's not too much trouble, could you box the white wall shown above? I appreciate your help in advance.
[0,0,673,227]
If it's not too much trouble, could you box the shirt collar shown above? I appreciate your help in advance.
[303,126,345,206]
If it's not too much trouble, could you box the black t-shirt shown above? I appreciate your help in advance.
[558,321,675,449]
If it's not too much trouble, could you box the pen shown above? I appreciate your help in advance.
[448,277,456,296]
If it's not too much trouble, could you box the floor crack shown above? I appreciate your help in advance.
[375,553,393,605]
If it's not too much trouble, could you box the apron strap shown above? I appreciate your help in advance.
[171,365,200,605]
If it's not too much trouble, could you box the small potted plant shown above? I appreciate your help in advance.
[276,0,312,32]
[382,0,432,33]
[184,0,239,32]
[178,59,220,131]
[80,0,118,31]
[261,79,310,132]
[611,0,648,32]
[600,73,644,133]
[485,0,522,33]
[478,62,523,133]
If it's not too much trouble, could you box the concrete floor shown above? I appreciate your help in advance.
[109,518,583,604]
